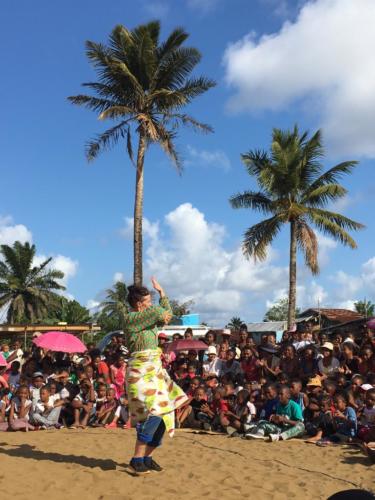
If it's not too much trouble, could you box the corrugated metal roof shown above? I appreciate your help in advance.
[247,321,286,332]
[299,308,363,323]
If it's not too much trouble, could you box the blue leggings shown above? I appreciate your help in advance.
[136,416,166,448]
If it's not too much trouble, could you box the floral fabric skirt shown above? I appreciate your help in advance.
[126,349,188,437]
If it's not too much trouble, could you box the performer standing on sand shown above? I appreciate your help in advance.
[124,277,188,475]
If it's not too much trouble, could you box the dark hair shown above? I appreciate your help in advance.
[127,285,150,308]
[366,388,375,399]
[11,361,20,370]
[367,373,375,385]
[185,328,193,334]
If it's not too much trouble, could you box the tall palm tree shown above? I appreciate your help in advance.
[230,126,364,328]
[99,280,129,329]
[0,241,65,323]
[68,21,215,285]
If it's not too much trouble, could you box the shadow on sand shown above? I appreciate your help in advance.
[0,442,119,471]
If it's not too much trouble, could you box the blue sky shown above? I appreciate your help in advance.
[0,0,374,325]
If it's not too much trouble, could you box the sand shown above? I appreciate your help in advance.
[0,428,373,500]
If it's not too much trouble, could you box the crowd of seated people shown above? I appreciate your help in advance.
[0,325,374,454]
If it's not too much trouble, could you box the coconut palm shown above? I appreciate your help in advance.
[68,21,215,285]
[227,316,244,330]
[0,241,65,323]
[99,281,129,328]
[230,126,364,328]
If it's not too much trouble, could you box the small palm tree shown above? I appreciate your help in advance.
[69,21,215,285]
[354,299,375,318]
[227,316,244,330]
[230,126,364,328]
[0,241,65,323]
[99,281,129,329]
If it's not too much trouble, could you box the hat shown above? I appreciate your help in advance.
[306,376,322,387]
[321,342,334,351]
[361,384,373,391]
[32,331,42,339]
[207,346,217,355]
[158,332,168,340]
[32,371,44,379]
[222,329,231,336]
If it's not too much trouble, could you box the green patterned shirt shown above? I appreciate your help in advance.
[124,296,172,354]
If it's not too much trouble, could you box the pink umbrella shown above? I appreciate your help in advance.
[0,353,8,367]
[166,339,208,352]
[33,331,87,353]
[367,318,375,329]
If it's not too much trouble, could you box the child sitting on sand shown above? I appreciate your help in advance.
[31,386,63,429]
[0,385,35,431]
[198,387,228,431]
[358,388,375,443]
[305,395,335,442]
[221,389,256,436]
[245,385,305,442]
[290,379,309,413]
[71,378,96,429]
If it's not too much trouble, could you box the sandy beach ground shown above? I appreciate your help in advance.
[0,428,373,500]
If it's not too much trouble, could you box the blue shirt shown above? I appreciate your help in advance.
[260,398,278,420]
[335,407,357,437]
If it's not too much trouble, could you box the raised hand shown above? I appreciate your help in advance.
[151,276,164,297]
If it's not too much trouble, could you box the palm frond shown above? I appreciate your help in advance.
[302,183,347,206]
[86,121,130,161]
[229,191,273,214]
[296,220,319,274]
[242,215,282,261]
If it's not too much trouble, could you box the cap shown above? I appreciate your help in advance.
[32,332,42,338]
[32,371,44,379]
[222,329,231,336]
[306,376,322,387]
[321,342,334,351]
[158,332,168,340]
[343,337,355,344]
[207,346,217,355]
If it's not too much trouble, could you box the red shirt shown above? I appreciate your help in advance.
[241,357,259,381]
[211,399,229,415]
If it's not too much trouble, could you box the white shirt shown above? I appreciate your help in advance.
[203,357,223,377]
[9,348,24,364]
[32,396,55,415]
[317,357,340,375]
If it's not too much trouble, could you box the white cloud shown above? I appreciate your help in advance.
[224,0,375,157]
[86,299,100,311]
[186,146,231,172]
[144,203,291,325]
[33,254,78,287]
[113,272,124,283]
[317,233,337,266]
[329,256,375,304]
[120,217,160,241]
[0,215,32,245]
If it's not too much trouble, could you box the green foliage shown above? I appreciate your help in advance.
[230,126,363,272]
[264,298,301,322]
[230,126,364,325]
[68,21,215,169]
[169,299,194,318]
[0,241,65,324]
[93,281,129,333]
[226,316,244,330]
[354,299,375,317]
[36,296,91,325]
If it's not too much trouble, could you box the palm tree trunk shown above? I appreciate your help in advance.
[288,219,297,329]
[133,131,147,286]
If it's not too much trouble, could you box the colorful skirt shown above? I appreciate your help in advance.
[126,349,188,437]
